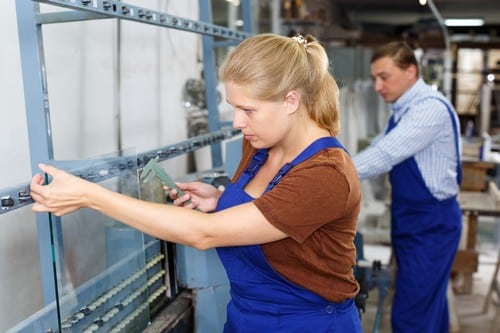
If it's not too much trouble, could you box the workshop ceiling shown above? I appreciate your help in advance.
[329,0,500,47]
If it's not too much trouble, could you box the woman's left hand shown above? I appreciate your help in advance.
[166,181,221,212]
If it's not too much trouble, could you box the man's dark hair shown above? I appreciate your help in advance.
[371,41,419,76]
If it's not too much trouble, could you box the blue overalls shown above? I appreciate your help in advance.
[387,98,462,333]
[215,137,362,333]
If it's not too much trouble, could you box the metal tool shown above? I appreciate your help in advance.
[140,157,192,205]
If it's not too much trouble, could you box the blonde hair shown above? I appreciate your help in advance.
[219,33,340,136]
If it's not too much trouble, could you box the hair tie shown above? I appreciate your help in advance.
[292,34,308,49]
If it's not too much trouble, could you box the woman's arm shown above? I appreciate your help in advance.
[30,164,287,250]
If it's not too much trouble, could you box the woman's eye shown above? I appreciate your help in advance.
[237,107,253,113]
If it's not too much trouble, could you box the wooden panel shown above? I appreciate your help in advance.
[452,249,479,273]
[461,161,495,192]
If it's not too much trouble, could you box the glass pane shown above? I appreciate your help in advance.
[5,152,171,333]
[49,151,152,333]
[2,206,52,333]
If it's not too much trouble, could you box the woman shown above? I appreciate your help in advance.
[30,33,362,332]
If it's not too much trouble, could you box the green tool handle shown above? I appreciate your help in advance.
[156,171,187,198]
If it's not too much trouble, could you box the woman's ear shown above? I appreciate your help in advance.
[284,90,300,115]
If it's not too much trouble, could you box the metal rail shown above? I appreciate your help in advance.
[0,128,240,215]
[35,0,251,40]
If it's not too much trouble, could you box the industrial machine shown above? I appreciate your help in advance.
[354,232,392,333]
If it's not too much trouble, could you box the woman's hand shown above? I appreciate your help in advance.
[30,164,94,216]
[166,181,222,212]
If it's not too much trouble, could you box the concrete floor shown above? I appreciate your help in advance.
[360,242,500,333]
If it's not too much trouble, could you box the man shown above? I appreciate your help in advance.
[353,41,462,333]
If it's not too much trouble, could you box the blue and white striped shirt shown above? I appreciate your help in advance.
[353,78,462,200]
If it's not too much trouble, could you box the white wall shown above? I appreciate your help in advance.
[0,0,200,330]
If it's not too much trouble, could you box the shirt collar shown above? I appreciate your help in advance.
[389,78,425,116]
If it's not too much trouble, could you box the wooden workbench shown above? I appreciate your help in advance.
[455,186,500,293]
[461,159,496,192]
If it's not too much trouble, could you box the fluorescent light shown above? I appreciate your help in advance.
[444,18,484,27]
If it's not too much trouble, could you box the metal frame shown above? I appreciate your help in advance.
[10,0,253,331]
[0,128,239,215]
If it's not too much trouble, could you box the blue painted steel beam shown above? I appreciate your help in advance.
[36,11,109,24]
[199,0,223,168]
[15,0,63,308]
[0,128,240,215]
[199,0,253,168]
[35,0,251,40]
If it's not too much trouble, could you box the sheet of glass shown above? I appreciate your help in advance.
[3,151,170,333]
[49,150,152,333]
[1,206,52,333]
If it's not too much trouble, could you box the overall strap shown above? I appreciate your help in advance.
[266,137,346,191]
[385,114,397,133]
[424,96,462,185]
[235,149,268,188]
[447,104,462,185]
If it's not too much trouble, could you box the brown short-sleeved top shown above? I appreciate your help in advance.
[232,139,361,303]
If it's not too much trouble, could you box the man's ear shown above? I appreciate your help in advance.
[407,64,418,79]
[284,90,300,115]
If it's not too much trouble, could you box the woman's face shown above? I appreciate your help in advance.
[224,81,291,149]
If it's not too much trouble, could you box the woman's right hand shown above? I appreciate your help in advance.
[166,181,222,212]
[30,164,94,216]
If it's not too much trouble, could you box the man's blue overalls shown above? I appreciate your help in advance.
[215,137,362,333]
[387,97,462,333]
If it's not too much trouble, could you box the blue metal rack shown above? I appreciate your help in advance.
[10,0,253,331]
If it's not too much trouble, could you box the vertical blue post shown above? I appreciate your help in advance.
[199,0,252,169]
[15,0,65,307]
[199,0,223,169]
[240,0,253,34]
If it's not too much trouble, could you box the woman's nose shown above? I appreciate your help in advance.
[232,110,245,129]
